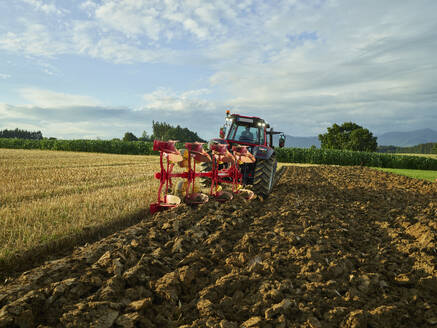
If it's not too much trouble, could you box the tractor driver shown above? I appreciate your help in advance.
[240,126,254,142]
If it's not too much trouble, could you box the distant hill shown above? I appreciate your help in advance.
[274,134,320,148]
[377,128,437,147]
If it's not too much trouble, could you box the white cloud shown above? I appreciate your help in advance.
[80,0,97,12]
[0,73,11,79]
[69,20,174,64]
[182,18,208,40]
[81,0,236,42]
[19,88,102,108]
[87,38,163,64]
[0,23,69,57]
[0,18,170,64]
[141,88,214,111]
[19,0,62,15]
[93,1,162,40]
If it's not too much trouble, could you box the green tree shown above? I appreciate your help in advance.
[0,128,43,140]
[123,132,138,142]
[138,130,150,141]
[319,122,377,152]
[152,121,205,142]
[433,143,437,154]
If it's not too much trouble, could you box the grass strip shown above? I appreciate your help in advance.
[375,167,437,182]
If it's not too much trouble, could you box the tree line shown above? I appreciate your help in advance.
[0,128,43,140]
[1,121,205,144]
[122,121,205,143]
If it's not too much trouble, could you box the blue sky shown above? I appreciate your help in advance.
[1,0,436,140]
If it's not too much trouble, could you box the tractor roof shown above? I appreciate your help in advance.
[229,114,265,124]
[230,113,262,120]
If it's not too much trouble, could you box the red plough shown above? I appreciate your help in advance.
[150,140,255,214]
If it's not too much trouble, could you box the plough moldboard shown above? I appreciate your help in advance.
[150,140,255,214]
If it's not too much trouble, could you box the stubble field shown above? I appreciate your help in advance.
[0,149,160,273]
[0,150,436,327]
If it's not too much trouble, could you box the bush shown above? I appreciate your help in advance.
[0,138,157,156]
[275,147,437,170]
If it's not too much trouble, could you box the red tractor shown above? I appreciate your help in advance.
[150,111,285,214]
[202,111,285,197]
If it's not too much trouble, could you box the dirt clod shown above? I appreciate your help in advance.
[242,316,263,327]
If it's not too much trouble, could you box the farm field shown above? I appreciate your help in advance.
[0,149,160,273]
[396,153,437,159]
[0,165,436,327]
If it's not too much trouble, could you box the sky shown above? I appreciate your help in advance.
[0,0,436,140]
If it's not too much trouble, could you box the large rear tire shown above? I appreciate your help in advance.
[253,155,277,198]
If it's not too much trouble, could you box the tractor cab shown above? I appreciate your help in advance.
[220,112,285,150]
[225,114,267,146]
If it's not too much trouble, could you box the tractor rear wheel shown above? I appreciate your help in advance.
[253,155,277,198]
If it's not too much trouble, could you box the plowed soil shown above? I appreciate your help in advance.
[1,166,436,328]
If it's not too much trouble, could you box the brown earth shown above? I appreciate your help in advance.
[0,166,436,328]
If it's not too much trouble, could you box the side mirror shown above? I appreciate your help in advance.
[219,127,225,138]
[279,134,285,148]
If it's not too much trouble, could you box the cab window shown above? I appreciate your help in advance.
[229,124,265,144]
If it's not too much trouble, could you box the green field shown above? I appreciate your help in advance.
[376,167,437,182]
[378,153,437,181]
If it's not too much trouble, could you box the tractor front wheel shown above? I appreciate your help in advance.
[253,155,277,198]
